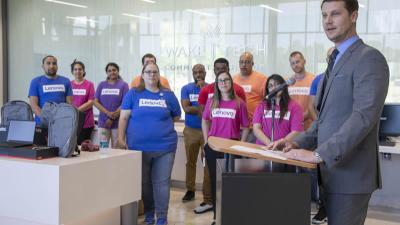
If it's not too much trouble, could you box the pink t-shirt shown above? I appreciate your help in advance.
[253,100,303,144]
[71,80,95,128]
[203,98,249,140]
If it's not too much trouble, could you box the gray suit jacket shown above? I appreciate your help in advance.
[294,39,389,194]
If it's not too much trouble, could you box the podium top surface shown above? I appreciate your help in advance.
[208,136,317,169]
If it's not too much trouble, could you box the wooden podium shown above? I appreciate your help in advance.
[208,137,315,225]
[208,136,316,169]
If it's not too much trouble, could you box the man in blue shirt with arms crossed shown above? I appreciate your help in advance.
[181,64,213,214]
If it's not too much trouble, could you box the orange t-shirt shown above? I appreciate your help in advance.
[130,75,171,90]
[288,72,315,129]
[233,71,268,124]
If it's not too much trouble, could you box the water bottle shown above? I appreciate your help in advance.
[99,130,109,153]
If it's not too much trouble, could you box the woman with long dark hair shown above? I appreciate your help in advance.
[202,71,249,224]
[253,74,303,145]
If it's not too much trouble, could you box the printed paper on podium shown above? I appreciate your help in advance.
[230,145,287,161]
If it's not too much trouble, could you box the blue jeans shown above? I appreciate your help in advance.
[142,150,176,220]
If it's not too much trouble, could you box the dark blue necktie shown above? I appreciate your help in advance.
[317,49,339,111]
[326,49,339,78]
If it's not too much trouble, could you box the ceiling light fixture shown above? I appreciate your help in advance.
[45,0,88,8]
[259,4,283,13]
[140,0,156,3]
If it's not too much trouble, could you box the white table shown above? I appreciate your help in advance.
[0,149,141,225]
[370,143,400,209]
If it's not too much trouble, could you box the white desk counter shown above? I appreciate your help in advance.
[370,143,400,210]
[379,143,400,154]
[0,149,141,225]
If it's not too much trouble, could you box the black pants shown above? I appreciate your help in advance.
[77,127,94,145]
[204,143,225,219]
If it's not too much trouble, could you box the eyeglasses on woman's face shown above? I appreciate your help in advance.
[217,78,231,84]
[143,70,159,75]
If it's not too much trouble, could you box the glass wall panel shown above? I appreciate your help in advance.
[7,0,400,108]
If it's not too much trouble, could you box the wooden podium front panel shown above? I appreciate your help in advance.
[216,159,311,225]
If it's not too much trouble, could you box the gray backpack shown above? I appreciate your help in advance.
[1,100,34,126]
[42,102,79,158]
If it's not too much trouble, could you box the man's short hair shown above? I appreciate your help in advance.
[213,58,229,68]
[289,51,305,60]
[42,55,57,64]
[141,53,157,65]
[321,0,359,14]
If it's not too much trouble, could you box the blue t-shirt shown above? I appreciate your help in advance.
[310,74,323,96]
[181,82,203,129]
[28,75,73,124]
[121,88,182,152]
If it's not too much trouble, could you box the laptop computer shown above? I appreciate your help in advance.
[0,120,36,148]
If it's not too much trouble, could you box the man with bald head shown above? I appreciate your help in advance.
[180,64,213,213]
[233,52,268,143]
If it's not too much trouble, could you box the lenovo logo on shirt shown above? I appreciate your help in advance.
[241,85,252,93]
[189,94,199,102]
[101,89,120,95]
[288,87,310,96]
[139,99,167,108]
[263,110,290,120]
[43,85,65,93]
[212,108,236,119]
[73,89,87,96]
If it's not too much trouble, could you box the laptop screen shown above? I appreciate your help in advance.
[7,120,36,143]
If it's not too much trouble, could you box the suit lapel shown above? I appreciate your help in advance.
[319,40,364,113]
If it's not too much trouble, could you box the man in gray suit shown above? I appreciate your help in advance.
[270,0,389,224]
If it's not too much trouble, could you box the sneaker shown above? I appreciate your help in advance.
[182,191,195,202]
[144,213,155,225]
[194,202,213,214]
[312,207,327,224]
[156,218,168,225]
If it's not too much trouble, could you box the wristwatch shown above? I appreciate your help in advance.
[313,151,323,163]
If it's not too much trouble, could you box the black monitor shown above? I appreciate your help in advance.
[379,104,400,146]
